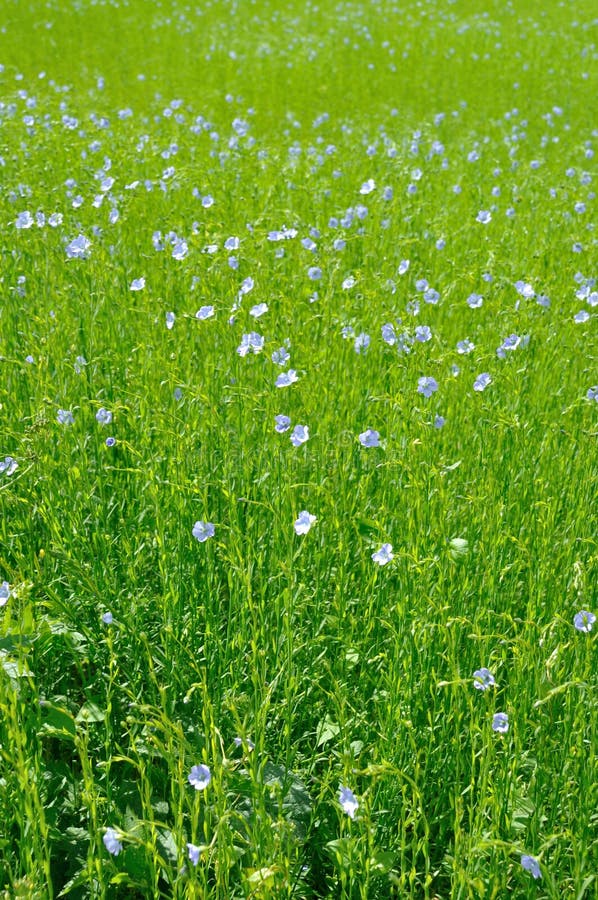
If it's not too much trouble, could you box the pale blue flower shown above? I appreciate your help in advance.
[359,429,380,448]
[294,511,316,535]
[398,259,410,275]
[172,239,188,260]
[473,668,495,690]
[467,293,483,309]
[418,376,438,398]
[342,275,356,290]
[250,302,268,318]
[0,581,10,607]
[66,234,91,259]
[308,266,322,281]
[476,210,492,224]
[196,306,214,320]
[492,712,509,733]
[434,415,445,429]
[275,414,291,433]
[0,456,18,477]
[521,855,541,880]
[360,178,375,194]
[188,764,211,790]
[338,786,359,818]
[587,386,598,402]
[381,323,397,345]
[276,369,298,387]
[105,437,116,447]
[102,612,113,624]
[457,339,474,354]
[372,543,393,566]
[96,408,112,425]
[473,373,491,392]
[515,281,535,299]
[187,843,201,866]
[57,409,74,425]
[237,332,264,356]
[574,310,590,323]
[166,311,175,329]
[103,828,123,856]
[290,424,309,446]
[354,333,370,354]
[271,347,290,366]
[573,610,595,632]
[415,325,432,342]
[130,276,145,291]
[192,521,215,543]
[15,211,34,230]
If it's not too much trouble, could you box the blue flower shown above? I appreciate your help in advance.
[354,333,370,354]
[294,511,316,535]
[372,543,393,566]
[338,786,359,818]
[130,276,145,291]
[381,323,397,345]
[467,293,483,309]
[359,429,380,448]
[276,370,299,388]
[417,376,438,398]
[290,424,309,446]
[473,373,491,392]
[188,764,211,790]
[521,855,541,880]
[192,521,215,543]
[0,456,18,477]
[473,668,495,690]
[272,347,290,366]
[66,234,91,259]
[103,828,123,856]
[476,210,492,224]
[57,409,74,425]
[0,581,10,607]
[96,408,112,425]
[187,843,201,866]
[196,306,214,320]
[492,712,509,733]
[275,415,291,433]
[573,610,595,632]
[105,437,116,447]
[237,332,264,356]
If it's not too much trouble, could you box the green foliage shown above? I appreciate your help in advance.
[0,0,597,896]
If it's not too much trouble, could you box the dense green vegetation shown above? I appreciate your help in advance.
[0,0,596,896]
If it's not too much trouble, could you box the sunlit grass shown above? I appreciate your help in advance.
[0,0,596,897]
